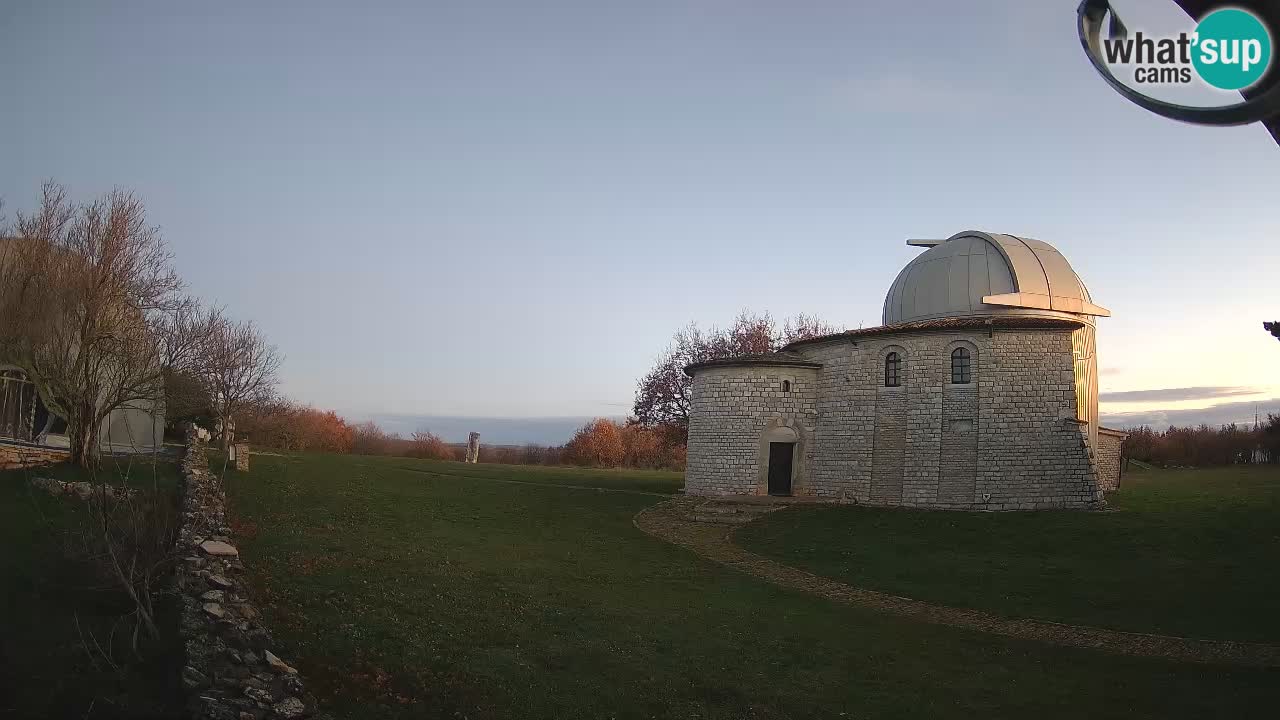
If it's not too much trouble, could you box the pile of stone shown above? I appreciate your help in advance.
[177,425,321,720]
[28,476,138,501]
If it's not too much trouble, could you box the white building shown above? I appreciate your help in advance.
[0,364,165,454]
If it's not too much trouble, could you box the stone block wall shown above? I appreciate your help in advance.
[685,365,818,495]
[685,327,1104,510]
[1096,427,1128,492]
[869,387,906,503]
[939,385,979,503]
[0,441,70,470]
[974,331,1101,509]
[802,331,994,504]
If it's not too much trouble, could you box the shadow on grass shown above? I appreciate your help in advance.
[0,458,185,719]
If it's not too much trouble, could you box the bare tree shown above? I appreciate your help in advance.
[632,311,841,440]
[3,182,181,467]
[632,323,709,434]
[781,313,841,345]
[350,420,396,456]
[407,430,454,460]
[0,186,71,359]
[155,296,218,373]
[155,298,221,423]
[4,185,185,651]
[69,463,179,649]
[201,315,281,449]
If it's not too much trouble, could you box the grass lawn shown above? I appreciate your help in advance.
[225,453,1279,719]
[738,465,1280,644]
[0,454,184,719]
[363,455,684,495]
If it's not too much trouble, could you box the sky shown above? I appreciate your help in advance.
[2,0,1278,440]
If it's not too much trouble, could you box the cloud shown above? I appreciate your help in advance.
[1099,386,1262,403]
[1101,398,1280,430]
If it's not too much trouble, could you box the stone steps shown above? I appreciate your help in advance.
[686,501,781,525]
[697,504,751,514]
[690,512,759,524]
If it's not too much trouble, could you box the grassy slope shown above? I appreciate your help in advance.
[225,454,1278,720]
[738,465,1280,643]
[0,457,184,720]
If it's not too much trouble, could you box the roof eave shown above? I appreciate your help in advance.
[683,358,823,377]
[781,316,1087,351]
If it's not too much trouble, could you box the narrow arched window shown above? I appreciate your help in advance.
[781,380,791,393]
[884,352,901,387]
[951,347,972,384]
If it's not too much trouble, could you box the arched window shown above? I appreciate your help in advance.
[951,347,972,384]
[884,352,901,387]
[781,380,791,393]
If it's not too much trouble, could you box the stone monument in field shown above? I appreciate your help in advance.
[465,432,480,463]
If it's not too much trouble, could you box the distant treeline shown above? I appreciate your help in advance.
[1124,415,1279,467]
[232,401,687,470]
[226,310,832,472]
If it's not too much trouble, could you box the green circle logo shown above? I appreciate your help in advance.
[1191,8,1273,90]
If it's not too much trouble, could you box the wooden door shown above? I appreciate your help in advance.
[767,442,794,496]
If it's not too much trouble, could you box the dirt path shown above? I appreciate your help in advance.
[634,497,1280,668]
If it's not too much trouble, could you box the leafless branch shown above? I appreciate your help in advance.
[2,181,182,466]
[200,314,282,448]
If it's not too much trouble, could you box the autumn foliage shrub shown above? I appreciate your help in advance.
[565,419,626,467]
[564,419,686,470]
[237,400,355,452]
[235,403,686,470]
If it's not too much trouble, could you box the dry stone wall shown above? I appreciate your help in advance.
[0,441,69,470]
[28,475,137,500]
[685,328,1104,510]
[177,427,323,720]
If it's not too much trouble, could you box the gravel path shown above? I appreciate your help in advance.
[634,497,1280,668]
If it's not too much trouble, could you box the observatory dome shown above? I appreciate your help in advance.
[882,231,1109,326]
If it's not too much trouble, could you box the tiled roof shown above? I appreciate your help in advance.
[781,316,1085,350]
[684,351,822,376]
[684,316,1085,375]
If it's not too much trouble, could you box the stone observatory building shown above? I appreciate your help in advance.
[684,230,1128,511]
